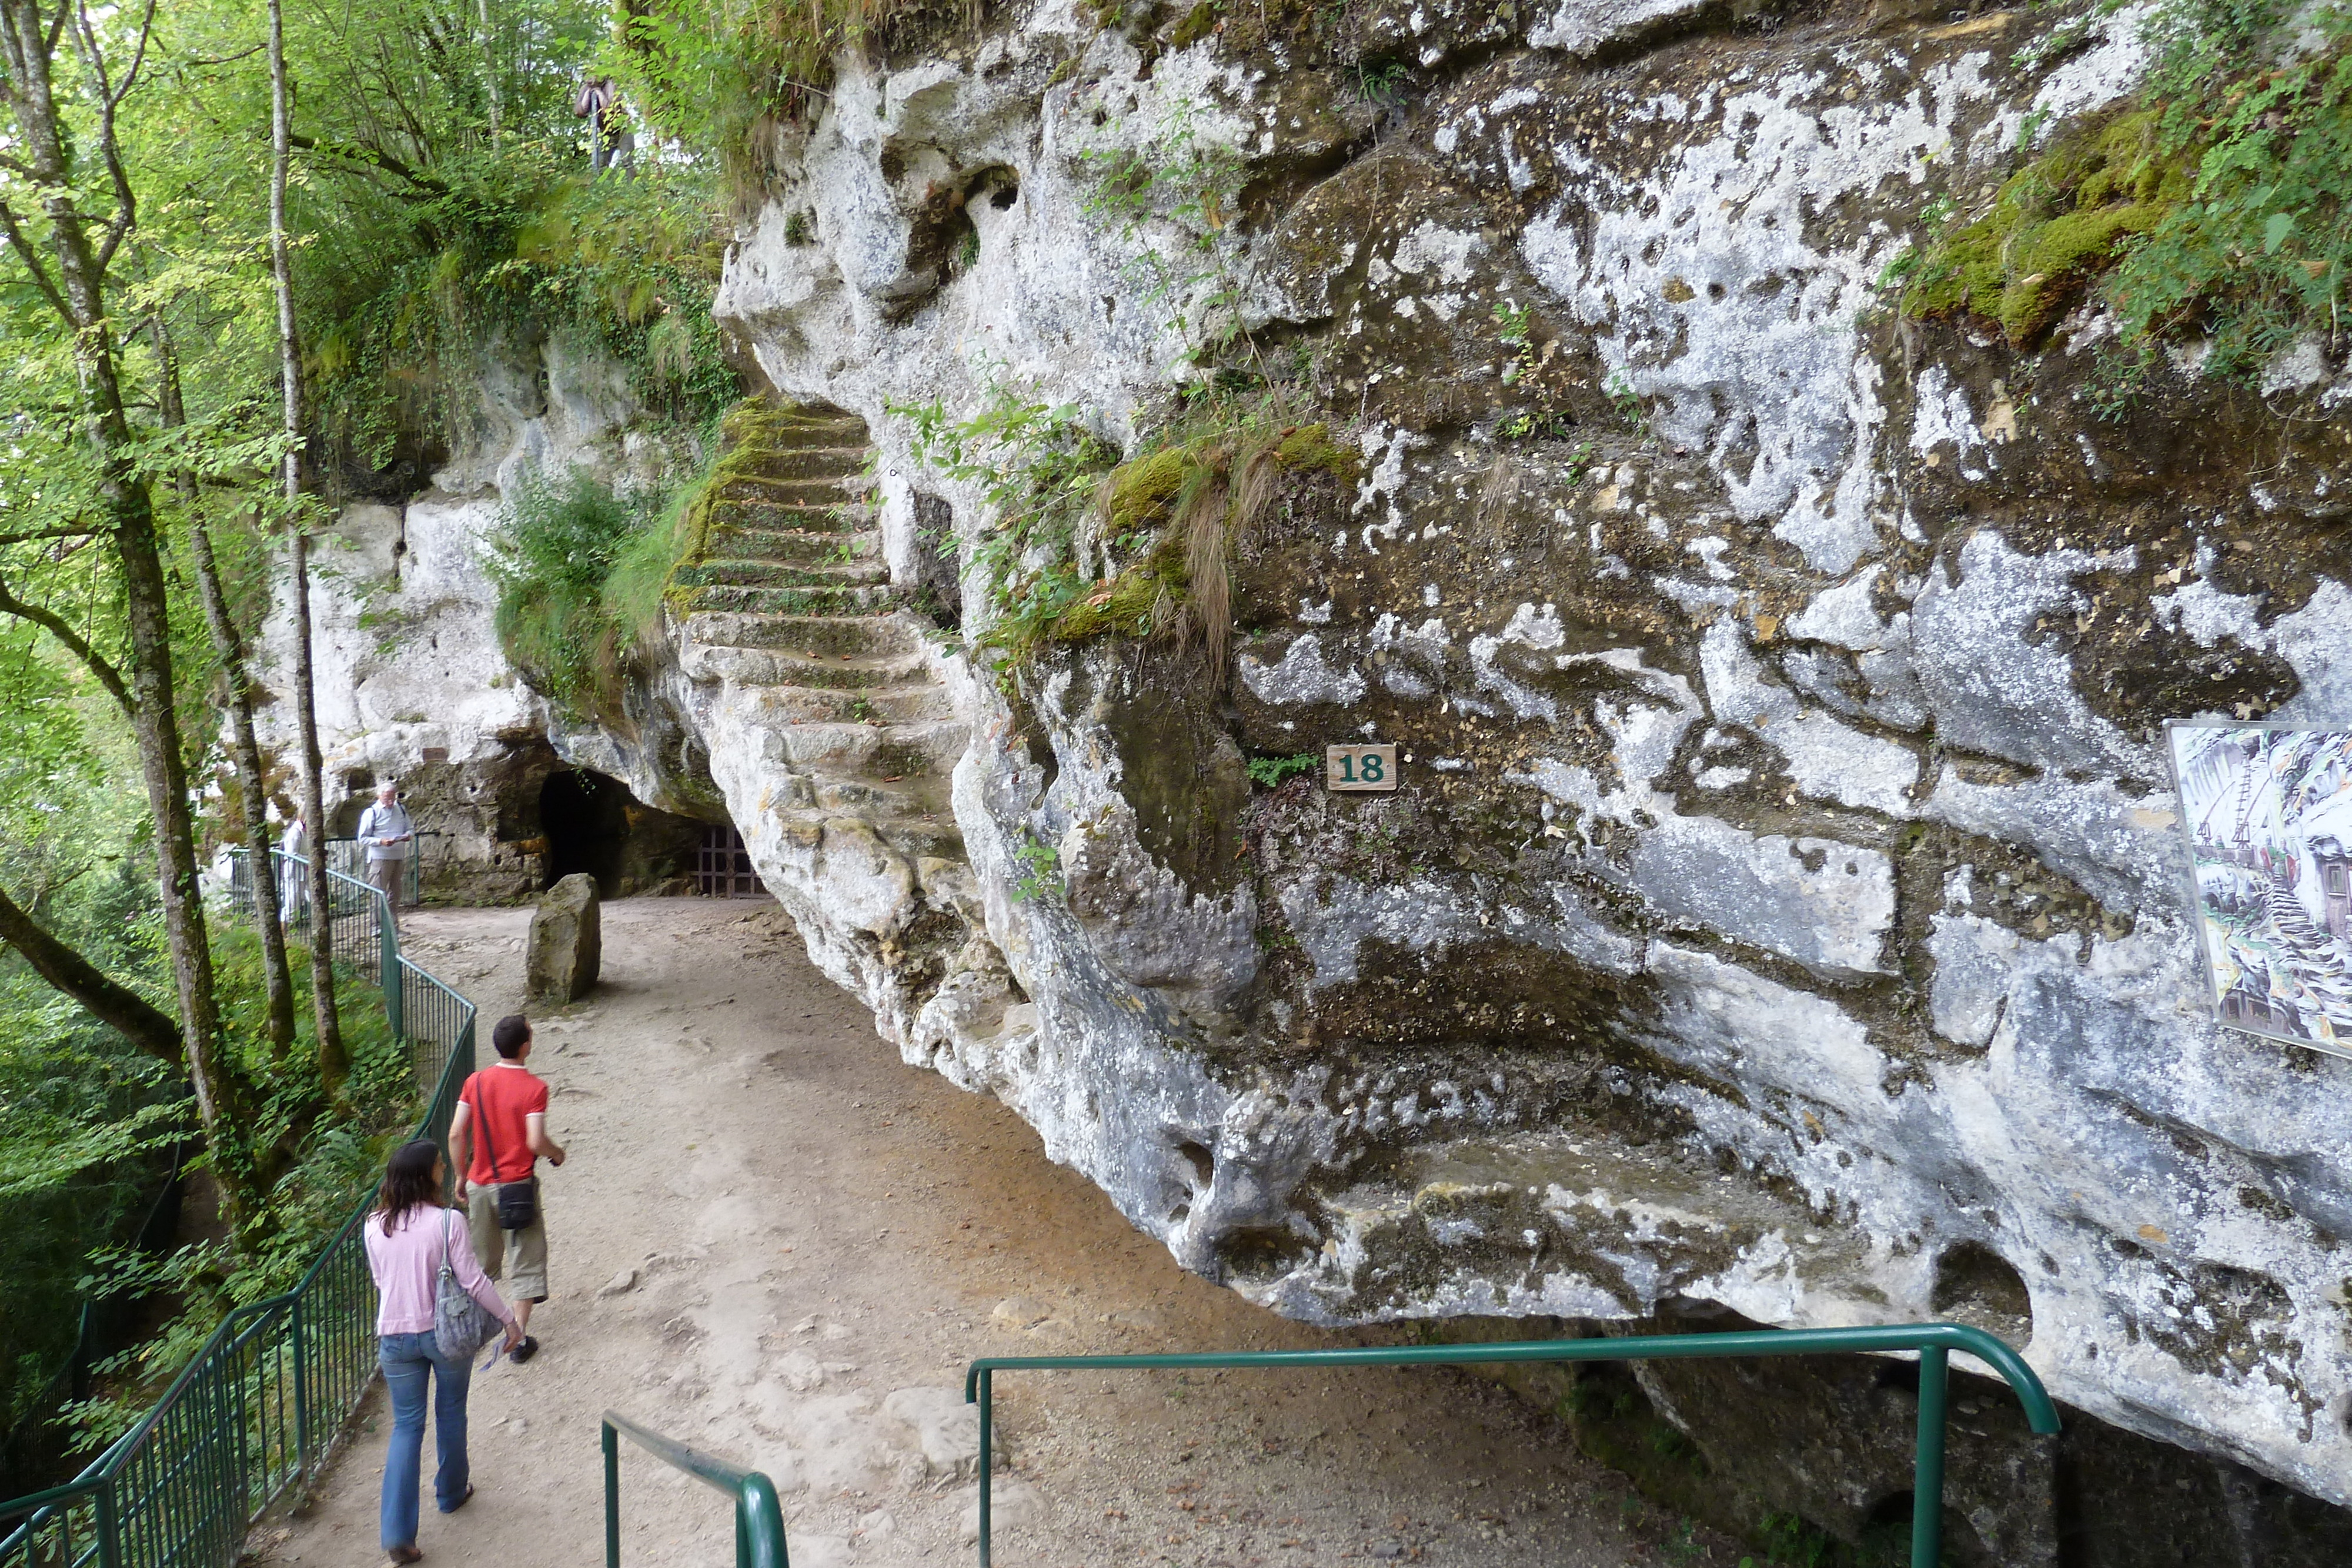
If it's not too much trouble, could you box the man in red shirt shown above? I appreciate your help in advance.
[449,1014,567,1362]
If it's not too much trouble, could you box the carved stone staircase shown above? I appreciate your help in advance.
[673,402,973,910]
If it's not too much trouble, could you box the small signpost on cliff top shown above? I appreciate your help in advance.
[1327,744,1398,792]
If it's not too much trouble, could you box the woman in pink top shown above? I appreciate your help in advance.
[364,1139,522,1564]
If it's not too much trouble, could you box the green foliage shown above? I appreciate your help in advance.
[1605,372,1649,435]
[58,931,407,1455]
[1902,1,2352,377]
[1245,753,1320,788]
[487,442,716,721]
[894,379,1122,675]
[487,466,646,720]
[617,0,980,183]
[1899,108,2186,344]
[1012,837,1063,903]
[312,155,737,472]
[1078,98,1262,371]
[901,375,1360,681]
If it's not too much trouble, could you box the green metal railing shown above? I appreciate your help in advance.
[602,1412,789,1568]
[964,1322,2060,1568]
[0,853,476,1567]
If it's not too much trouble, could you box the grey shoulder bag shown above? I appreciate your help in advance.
[432,1209,500,1361]
[474,1074,540,1231]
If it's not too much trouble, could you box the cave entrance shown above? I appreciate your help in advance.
[536,768,702,898]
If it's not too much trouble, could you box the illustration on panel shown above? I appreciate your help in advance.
[2167,723,2352,1057]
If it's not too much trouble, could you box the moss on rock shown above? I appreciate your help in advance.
[1903,111,2190,345]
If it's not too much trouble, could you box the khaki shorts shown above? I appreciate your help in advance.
[467,1183,549,1303]
[369,857,406,916]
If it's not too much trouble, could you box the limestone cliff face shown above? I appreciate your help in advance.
[251,336,708,894]
[702,0,2352,1513]
[292,0,2352,1534]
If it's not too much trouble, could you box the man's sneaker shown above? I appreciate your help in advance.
[510,1335,539,1364]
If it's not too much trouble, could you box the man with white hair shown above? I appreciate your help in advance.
[356,783,416,928]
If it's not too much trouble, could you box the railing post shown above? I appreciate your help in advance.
[93,1483,121,1568]
[977,1369,993,1568]
[1911,1343,1949,1568]
[291,1296,310,1481]
[380,893,403,1040]
[603,1420,620,1568]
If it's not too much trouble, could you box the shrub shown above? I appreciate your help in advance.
[487,466,651,720]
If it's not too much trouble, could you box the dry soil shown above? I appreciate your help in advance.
[264,899,1745,1568]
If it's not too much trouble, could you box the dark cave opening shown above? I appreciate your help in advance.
[536,768,703,898]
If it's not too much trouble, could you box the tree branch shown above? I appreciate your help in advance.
[0,197,69,320]
[286,132,449,197]
[110,0,156,108]
[69,0,139,270]
[0,523,99,547]
[0,568,132,714]
[0,877,185,1066]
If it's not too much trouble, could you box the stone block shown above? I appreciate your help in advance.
[526,873,600,1002]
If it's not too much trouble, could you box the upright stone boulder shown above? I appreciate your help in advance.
[527,874,600,1003]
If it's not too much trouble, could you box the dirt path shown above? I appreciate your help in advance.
[268,900,1740,1568]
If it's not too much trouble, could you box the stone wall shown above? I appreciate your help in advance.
[696,0,2352,1534]
[253,334,719,900]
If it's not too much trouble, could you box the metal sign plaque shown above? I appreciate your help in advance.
[2166,720,2352,1060]
[1326,744,1398,793]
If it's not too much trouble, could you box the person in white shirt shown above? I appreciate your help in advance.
[355,784,416,928]
[278,809,309,924]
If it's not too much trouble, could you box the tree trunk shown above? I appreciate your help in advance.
[269,0,348,1092]
[0,881,188,1065]
[0,0,249,1191]
[156,319,299,1058]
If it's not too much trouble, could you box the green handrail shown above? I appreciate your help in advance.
[601,1412,789,1568]
[0,853,476,1567]
[963,1320,2060,1568]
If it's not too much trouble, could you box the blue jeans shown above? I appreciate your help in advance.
[378,1332,472,1550]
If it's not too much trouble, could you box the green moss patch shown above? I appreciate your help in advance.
[1017,422,1360,653]
[1902,111,2189,345]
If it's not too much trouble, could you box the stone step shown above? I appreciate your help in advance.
[757,412,868,445]
[873,720,971,778]
[736,445,870,482]
[733,681,954,726]
[774,718,968,774]
[683,645,933,690]
[686,581,900,617]
[872,814,966,862]
[676,557,891,590]
[706,524,879,562]
[686,610,925,658]
[719,474,857,509]
[711,500,871,535]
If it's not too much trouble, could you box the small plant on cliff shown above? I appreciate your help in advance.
[487,466,644,718]
[1078,98,1270,377]
[899,376,1357,686]
[487,450,711,721]
[1245,753,1321,788]
[1605,372,1650,436]
[1012,837,1064,902]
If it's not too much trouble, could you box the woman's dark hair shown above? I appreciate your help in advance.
[375,1139,445,1233]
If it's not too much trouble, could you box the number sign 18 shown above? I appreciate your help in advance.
[1326,744,1399,792]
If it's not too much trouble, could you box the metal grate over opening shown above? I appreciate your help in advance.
[696,826,762,898]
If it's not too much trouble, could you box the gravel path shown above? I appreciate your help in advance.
[264,899,1742,1568]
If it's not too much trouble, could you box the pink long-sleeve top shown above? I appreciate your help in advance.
[363,1205,517,1336]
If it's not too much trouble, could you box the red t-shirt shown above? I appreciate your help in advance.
[460,1065,548,1186]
